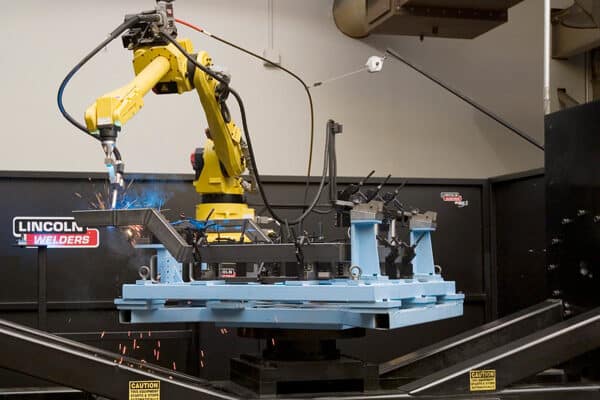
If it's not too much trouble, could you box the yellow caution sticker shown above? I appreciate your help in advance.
[129,380,160,400]
[469,369,496,392]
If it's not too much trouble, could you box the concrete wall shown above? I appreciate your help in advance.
[0,0,581,178]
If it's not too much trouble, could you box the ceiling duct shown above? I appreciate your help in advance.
[552,0,600,58]
[333,0,524,39]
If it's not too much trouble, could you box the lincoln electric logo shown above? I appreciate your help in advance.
[13,217,99,248]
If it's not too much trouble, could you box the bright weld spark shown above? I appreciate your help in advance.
[75,178,169,245]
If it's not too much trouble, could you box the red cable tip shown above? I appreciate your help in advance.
[175,18,205,33]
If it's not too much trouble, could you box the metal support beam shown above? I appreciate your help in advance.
[0,318,236,400]
[379,300,563,387]
[401,305,600,395]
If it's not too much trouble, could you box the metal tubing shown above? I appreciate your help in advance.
[37,246,47,331]
[544,0,552,114]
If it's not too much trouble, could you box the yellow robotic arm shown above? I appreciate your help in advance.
[84,23,253,220]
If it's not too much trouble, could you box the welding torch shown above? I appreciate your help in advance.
[101,127,125,209]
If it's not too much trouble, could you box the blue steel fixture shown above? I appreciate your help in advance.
[409,211,438,277]
[113,206,464,330]
[350,202,385,279]
[139,244,184,284]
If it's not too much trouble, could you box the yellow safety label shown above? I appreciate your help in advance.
[469,369,496,392]
[129,380,160,400]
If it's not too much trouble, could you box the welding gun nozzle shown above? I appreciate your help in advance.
[111,187,119,210]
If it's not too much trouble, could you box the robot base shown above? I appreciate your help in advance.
[230,328,379,396]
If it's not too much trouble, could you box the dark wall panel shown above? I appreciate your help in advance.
[0,172,489,384]
[492,172,546,317]
[546,101,600,312]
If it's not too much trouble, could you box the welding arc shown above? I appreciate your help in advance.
[174,18,317,214]
[161,32,329,226]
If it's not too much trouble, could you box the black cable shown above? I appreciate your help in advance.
[233,85,330,225]
[205,33,316,196]
[161,32,329,226]
[113,147,122,161]
[57,16,141,141]
[312,207,334,215]
[385,48,545,152]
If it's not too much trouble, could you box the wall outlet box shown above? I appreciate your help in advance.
[262,48,281,67]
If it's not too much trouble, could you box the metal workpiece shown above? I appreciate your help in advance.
[73,208,194,262]
[197,242,350,263]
